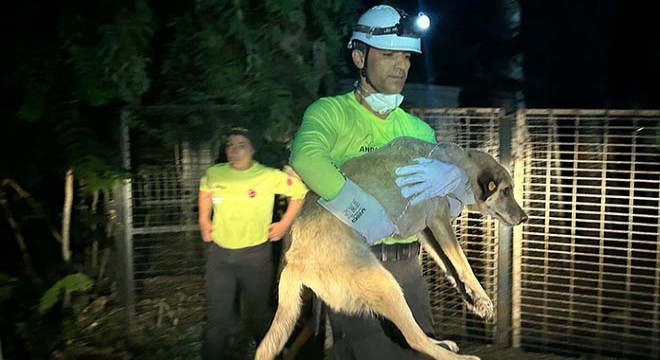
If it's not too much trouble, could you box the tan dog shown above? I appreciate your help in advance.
[256,137,528,360]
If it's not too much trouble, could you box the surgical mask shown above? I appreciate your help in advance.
[363,92,404,114]
[355,80,404,114]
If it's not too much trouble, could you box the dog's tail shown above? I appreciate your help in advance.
[255,265,304,360]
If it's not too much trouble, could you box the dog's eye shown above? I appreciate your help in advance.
[488,181,497,191]
[478,173,498,201]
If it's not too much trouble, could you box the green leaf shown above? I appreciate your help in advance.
[70,45,116,106]
[37,273,94,315]
[0,273,18,303]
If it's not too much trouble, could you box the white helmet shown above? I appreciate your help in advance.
[347,5,427,54]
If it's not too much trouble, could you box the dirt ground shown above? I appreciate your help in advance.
[284,334,583,360]
[460,343,580,360]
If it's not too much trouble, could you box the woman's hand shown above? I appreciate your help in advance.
[200,218,213,242]
[268,221,289,241]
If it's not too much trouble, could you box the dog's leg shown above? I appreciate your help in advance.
[418,230,459,290]
[426,216,493,319]
[255,265,304,360]
[337,263,479,360]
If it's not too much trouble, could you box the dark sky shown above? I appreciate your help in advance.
[365,0,660,108]
[521,0,660,108]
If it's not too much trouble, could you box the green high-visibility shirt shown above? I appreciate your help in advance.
[200,162,308,249]
[290,91,436,245]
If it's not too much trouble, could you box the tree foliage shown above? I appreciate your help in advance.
[13,0,155,195]
[3,0,357,356]
[160,0,357,143]
[8,0,357,259]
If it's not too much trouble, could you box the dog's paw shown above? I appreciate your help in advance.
[445,275,457,288]
[473,296,494,319]
[430,338,459,353]
[465,288,493,319]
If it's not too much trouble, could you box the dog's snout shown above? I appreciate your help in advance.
[519,213,528,224]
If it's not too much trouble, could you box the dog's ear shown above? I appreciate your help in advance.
[477,171,498,201]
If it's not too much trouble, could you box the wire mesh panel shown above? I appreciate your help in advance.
[414,108,504,343]
[117,106,230,331]
[130,164,211,329]
[514,109,660,359]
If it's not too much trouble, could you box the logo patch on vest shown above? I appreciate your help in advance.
[358,135,378,153]
[359,145,378,153]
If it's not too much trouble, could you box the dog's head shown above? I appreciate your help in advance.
[466,150,528,226]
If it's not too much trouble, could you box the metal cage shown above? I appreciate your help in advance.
[115,106,660,359]
[512,109,660,359]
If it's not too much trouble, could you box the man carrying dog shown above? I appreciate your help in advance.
[289,4,474,359]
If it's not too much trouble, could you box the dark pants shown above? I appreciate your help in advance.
[202,241,275,360]
[328,243,435,360]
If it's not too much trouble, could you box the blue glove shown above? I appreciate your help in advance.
[395,158,475,214]
[318,179,399,244]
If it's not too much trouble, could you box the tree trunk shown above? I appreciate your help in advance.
[97,247,111,285]
[1,179,63,243]
[62,169,74,262]
[0,199,42,287]
[91,190,99,268]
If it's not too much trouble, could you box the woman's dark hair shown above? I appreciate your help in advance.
[226,126,256,146]
[216,126,261,163]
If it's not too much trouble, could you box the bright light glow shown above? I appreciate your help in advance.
[416,13,430,30]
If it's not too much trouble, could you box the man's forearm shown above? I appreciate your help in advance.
[290,152,345,200]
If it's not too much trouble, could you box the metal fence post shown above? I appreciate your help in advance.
[510,110,527,349]
[496,113,514,346]
[116,108,136,332]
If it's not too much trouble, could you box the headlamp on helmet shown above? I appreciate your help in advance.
[353,10,430,39]
[348,5,431,54]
